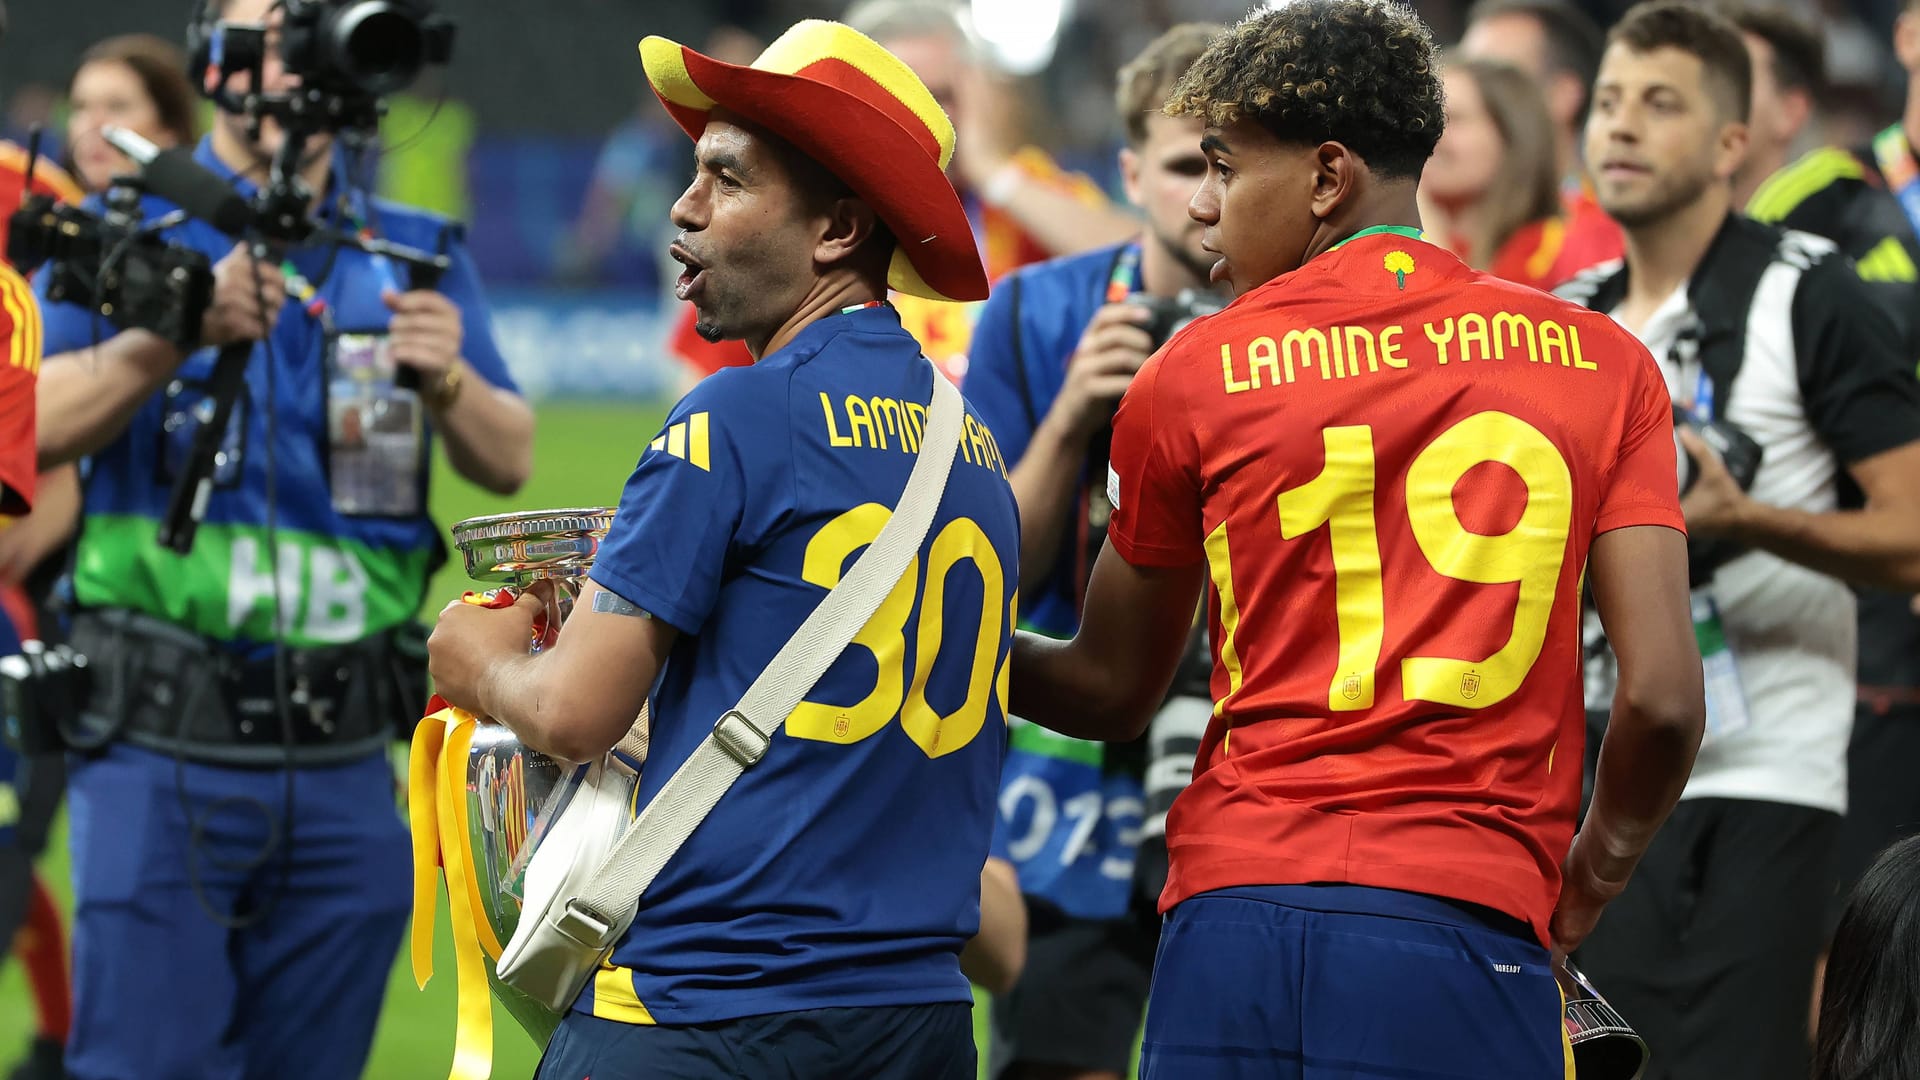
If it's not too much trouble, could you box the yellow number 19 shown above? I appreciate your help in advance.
[1249,411,1571,713]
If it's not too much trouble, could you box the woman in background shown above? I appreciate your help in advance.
[65,34,199,193]
[1419,57,1571,292]
[1816,834,1920,1080]
[0,35,198,1080]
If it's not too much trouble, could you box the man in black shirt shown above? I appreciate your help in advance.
[1739,0,1920,968]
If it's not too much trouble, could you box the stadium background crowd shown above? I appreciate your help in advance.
[2,0,1920,1078]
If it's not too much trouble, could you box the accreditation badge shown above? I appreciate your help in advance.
[1691,588,1752,742]
[324,329,426,517]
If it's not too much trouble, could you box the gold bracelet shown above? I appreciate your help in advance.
[425,363,465,409]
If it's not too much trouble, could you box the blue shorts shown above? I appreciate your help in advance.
[1141,885,1573,1080]
[535,1002,976,1080]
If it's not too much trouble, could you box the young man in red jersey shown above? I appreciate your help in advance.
[1008,2,1706,1077]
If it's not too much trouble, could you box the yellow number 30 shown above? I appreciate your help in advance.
[785,505,1015,758]
[1269,411,1572,712]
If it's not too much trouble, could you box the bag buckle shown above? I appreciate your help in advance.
[712,710,769,768]
[554,899,616,948]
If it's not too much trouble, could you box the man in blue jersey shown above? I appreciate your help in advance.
[30,0,532,1076]
[959,24,1220,1080]
[428,19,1019,1080]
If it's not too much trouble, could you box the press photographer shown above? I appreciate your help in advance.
[20,1,530,1075]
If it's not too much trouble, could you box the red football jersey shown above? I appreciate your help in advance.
[1107,228,1683,946]
[0,142,72,515]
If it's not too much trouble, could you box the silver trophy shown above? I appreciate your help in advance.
[1560,960,1650,1079]
[447,507,631,1042]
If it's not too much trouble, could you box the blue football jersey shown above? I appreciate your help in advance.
[584,303,1019,1025]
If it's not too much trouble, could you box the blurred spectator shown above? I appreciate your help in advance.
[1420,58,1570,290]
[1727,5,1827,211]
[559,27,761,291]
[962,25,1222,1078]
[1562,6,1920,1079]
[376,79,476,224]
[668,1,1136,388]
[1743,0,1920,1040]
[63,34,196,195]
[1814,833,1920,1080]
[1460,0,1626,275]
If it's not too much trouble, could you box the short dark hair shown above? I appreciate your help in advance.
[1722,4,1826,97]
[1609,1,1752,123]
[75,35,202,152]
[1115,23,1220,146]
[1465,0,1605,110]
[1816,834,1920,1080]
[1165,0,1444,181]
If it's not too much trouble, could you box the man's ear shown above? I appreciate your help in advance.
[1713,119,1752,183]
[1311,141,1358,221]
[815,197,883,267]
[1118,145,1144,208]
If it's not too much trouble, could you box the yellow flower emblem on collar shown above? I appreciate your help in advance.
[1384,250,1415,289]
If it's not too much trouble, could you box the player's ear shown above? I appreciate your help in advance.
[816,197,882,268]
[1309,141,1356,221]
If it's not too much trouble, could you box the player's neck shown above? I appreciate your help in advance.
[1621,187,1729,311]
[1904,84,1920,148]
[1307,185,1422,264]
[750,271,886,360]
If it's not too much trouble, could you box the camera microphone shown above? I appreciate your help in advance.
[101,125,255,236]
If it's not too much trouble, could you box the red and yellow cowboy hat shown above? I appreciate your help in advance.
[639,20,989,304]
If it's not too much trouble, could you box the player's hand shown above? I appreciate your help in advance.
[384,288,464,382]
[1049,302,1156,441]
[199,244,286,347]
[1677,426,1752,538]
[1549,830,1631,956]
[428,587,545,715]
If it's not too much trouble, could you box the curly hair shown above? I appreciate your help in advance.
[1164,0,1445,181]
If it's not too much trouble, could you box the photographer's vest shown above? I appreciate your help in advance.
[42,140,482,653]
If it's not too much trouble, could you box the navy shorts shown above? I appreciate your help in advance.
[1140,885,1572,1080]
[536,1001,976,1080]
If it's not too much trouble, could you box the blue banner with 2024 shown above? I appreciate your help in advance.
[993,718,1145,920]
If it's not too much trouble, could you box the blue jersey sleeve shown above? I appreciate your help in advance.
[588,371,768,635]
[961,273,1039,467]
[437,239,518,395]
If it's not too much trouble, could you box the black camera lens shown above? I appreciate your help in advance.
[330,2,427,96]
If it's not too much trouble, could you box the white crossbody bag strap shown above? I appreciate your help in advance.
[554,368,965,944]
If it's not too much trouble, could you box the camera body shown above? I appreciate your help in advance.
[197,0,455,137]
[7,189,215,348]
[0,641,90,757]
[1674,406,1764,587]
[1138,287,1225,350]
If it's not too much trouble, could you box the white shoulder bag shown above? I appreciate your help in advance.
[493,366,967,1012]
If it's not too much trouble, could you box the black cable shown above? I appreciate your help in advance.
[171,235,298,932]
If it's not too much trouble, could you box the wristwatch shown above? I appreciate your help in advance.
[425,363,465,410]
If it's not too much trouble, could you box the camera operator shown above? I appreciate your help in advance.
[959,24,1222,1080]
[28,0,531,1075]
[1558,6,1920,1078]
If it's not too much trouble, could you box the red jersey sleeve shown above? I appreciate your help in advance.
[1596,334,1685,536]
[1106,348,1203,566]
[0,261,40,515]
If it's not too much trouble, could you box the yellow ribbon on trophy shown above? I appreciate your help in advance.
[408,588,523,1080]
[409,701,501,1080]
